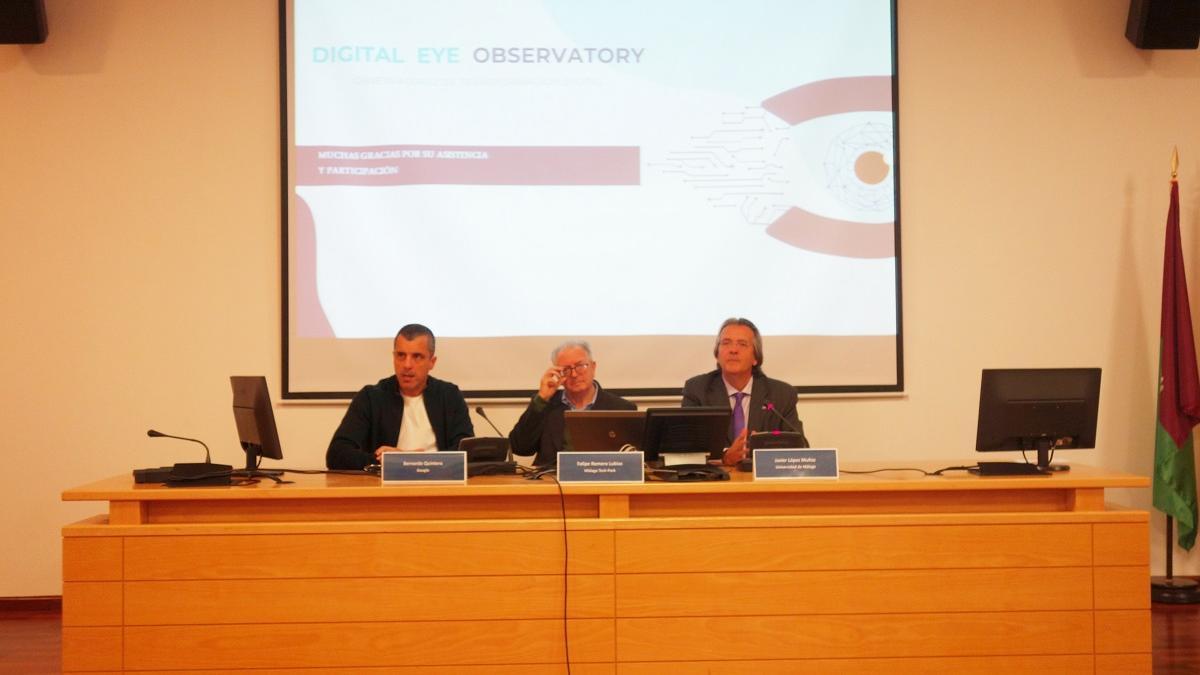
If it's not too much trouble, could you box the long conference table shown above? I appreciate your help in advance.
[62,463,1150,674]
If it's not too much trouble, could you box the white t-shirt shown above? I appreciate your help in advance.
[397,394,438,452]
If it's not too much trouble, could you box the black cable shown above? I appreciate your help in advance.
[1020,447,1057,466]
[270,467,377,475]
[163,469,279,487]
[527,467,558,480]
[838,465,977,476]
[839,467,934,475]
[279,461,540,478]
[542,471,572,675]
[929,465,977,476]
[231,465,294,484]
[644,468,673,481]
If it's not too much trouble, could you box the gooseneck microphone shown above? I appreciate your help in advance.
[761,402,802,434]
[474,406,506,438]
[147,429,213,464]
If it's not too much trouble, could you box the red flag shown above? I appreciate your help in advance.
[1153,178,1200,551]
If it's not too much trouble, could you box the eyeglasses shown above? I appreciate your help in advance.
[560,361,592,376]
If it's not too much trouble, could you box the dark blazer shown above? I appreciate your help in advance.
[509,381,637,467]
[326,375,474,470]
[680,369,808,446]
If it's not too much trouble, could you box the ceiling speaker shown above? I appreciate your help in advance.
[1126,0,1200,49]
[0,0,47,44]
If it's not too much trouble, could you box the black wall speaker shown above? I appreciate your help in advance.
[1126,0,1200,49]
[0,0,48,44]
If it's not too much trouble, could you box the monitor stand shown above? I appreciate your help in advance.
[972,436,1072,476]
[233,447,289,482]
[1035,438,1070,472]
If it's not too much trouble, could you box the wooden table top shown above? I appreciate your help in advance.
[62,462,1149,503]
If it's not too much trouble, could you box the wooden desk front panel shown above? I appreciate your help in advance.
[610,520,1149,673]
[61,471,1151,673]
[63,518,1149,673]
[64,528,615,672]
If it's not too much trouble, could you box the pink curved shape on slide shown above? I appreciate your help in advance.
[293,193,334,338]
[766,207,895,259]
[761,76,892,125]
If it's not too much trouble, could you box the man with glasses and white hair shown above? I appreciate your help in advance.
[509,340,636,467]
[682,317,807,466]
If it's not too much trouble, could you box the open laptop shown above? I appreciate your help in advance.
[563,410,645,452]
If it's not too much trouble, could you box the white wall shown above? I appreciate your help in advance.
[1,0,1198,596]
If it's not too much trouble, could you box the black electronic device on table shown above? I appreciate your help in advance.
[230,375,286,479]
[134,377,289,486]
[641,407,730,465]
[139,429,232,486]
[738,431,810,472]
[564,410,645,452]
[972,367,1101,474]
[458,437,517,476]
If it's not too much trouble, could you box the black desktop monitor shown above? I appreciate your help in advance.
[642,407,730,463]
[564,410,645,453]
[231,376,284,472]
[975,368,1101,471]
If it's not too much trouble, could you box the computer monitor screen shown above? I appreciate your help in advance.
[564,410,646,453]
[975,368,1100,469]
[642,407,731,463]
[231,376,284,471]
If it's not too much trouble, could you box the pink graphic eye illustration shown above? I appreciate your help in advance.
[761,75,895,259]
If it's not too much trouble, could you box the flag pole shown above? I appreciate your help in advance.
[1166,515,1174,579]
[1151,147,1200,604]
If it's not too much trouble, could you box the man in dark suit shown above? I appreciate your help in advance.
[510,340,636,467]
[326,323,473,470]
[682,317,807,465]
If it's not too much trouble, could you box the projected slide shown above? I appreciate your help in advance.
[285,0,900,396]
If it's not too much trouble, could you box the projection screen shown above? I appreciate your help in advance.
[282,0,902,398]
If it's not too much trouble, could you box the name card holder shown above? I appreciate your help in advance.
[381,451,467,484]
[557,451,645,484]
[753,448,839,480]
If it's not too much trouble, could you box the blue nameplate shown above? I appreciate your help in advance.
[381,451,467,484]
[557,451,644,483]
[753,448,839,480]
